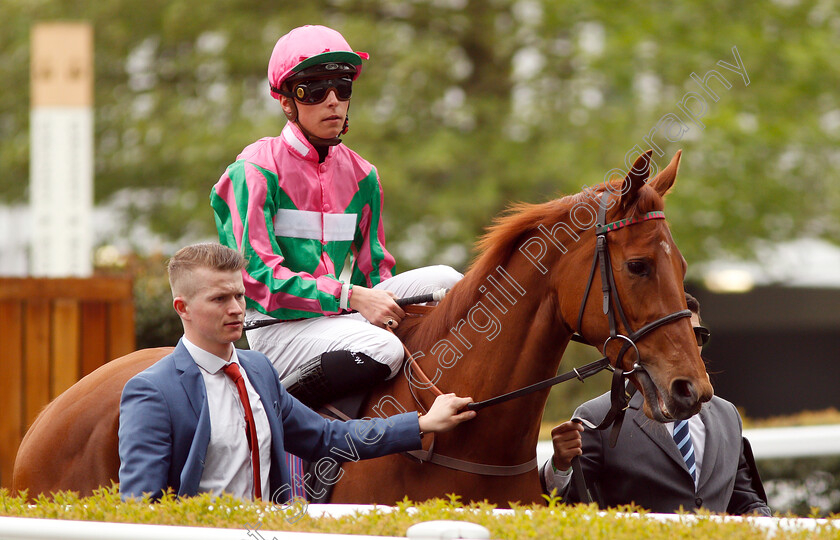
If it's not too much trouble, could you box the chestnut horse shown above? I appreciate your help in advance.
[13,150,712,505]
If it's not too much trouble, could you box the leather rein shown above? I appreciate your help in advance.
[401,193,691,476]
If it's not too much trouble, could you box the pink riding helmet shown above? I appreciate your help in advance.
[268,25,369,100]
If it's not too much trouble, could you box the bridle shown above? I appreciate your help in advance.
[569,192,690,445]
[402,193,692,477]
[465,193,690,417]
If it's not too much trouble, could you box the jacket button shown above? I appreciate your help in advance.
[695,497,702,507]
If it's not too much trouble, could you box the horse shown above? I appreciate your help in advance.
[11,348,170,497]
[13,150,712,505]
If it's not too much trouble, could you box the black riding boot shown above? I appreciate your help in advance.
[281,350,391,410]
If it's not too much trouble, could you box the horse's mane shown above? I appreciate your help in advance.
[400,179,665,349]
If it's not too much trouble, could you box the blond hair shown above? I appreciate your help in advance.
[167,243,246,299]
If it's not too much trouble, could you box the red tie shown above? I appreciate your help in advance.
[221,362,262,500]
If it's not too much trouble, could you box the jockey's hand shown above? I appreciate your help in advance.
[419,393,477,433]
[550,420,584,472]
[349,286,405,329]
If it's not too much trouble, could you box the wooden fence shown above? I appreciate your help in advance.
[0,277,135,488]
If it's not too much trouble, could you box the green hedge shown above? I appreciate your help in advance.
[2,487,838,539]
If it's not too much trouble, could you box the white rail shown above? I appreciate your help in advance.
[535,424,840,465]
[0,515,402,540]
[742,424,840,459]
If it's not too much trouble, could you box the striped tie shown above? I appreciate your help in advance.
[673,419,697,482]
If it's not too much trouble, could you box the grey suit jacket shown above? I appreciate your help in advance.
[541,391,771,515]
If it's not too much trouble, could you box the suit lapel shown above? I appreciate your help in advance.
[696,403,719,490]
[173,340,206,418]
[631,392,688,471]
[239,351,287,498]
[240,353,272,407]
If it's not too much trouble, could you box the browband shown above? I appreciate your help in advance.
[596,211,665,235]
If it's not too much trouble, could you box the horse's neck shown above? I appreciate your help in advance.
[401,255,573,460]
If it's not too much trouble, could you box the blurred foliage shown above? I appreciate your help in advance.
[742,407,840,429]
[2,0,839,273]
[122,253,183,349]
[760,456,840,516]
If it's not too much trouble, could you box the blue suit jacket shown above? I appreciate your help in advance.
[119,341,421,501]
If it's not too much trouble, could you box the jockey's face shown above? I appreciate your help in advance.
[173,267,245,360]
[281,82,349,140]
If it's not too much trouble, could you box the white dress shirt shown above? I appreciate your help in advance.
[183,338,273,500]
[545,414,707,493]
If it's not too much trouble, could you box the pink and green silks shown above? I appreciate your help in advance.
[211,122,395,320]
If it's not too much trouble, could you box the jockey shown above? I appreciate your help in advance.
[211,25,461,409]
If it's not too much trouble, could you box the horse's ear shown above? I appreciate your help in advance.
[647,150,682,197]
[620,150,653,211]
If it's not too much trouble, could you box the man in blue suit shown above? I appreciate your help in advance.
[119,243,476,502]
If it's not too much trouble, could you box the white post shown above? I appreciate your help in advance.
[30,22,94,277]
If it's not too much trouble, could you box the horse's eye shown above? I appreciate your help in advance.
[627,260,650,276]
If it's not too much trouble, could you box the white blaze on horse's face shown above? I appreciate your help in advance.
[660,239,672,256]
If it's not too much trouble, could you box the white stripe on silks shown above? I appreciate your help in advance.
[273,209,358,241]
[274,209,322,240]
[282,124,310,156]
[323,213,358,242]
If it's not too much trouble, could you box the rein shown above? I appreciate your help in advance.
[395,307,540,476]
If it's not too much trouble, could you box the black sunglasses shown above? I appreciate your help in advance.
[693,326,711,347]
[292,76,353,104]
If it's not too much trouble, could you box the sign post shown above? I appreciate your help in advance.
[30,23,94,277]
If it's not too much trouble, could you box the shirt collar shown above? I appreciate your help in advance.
[182,336,240,375]
[282,122,320,162]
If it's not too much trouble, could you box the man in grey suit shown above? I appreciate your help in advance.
[541,293,771,516]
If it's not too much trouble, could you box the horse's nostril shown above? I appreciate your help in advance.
[673,379,694,399]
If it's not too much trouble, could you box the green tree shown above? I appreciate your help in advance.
[2,0,838,269]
